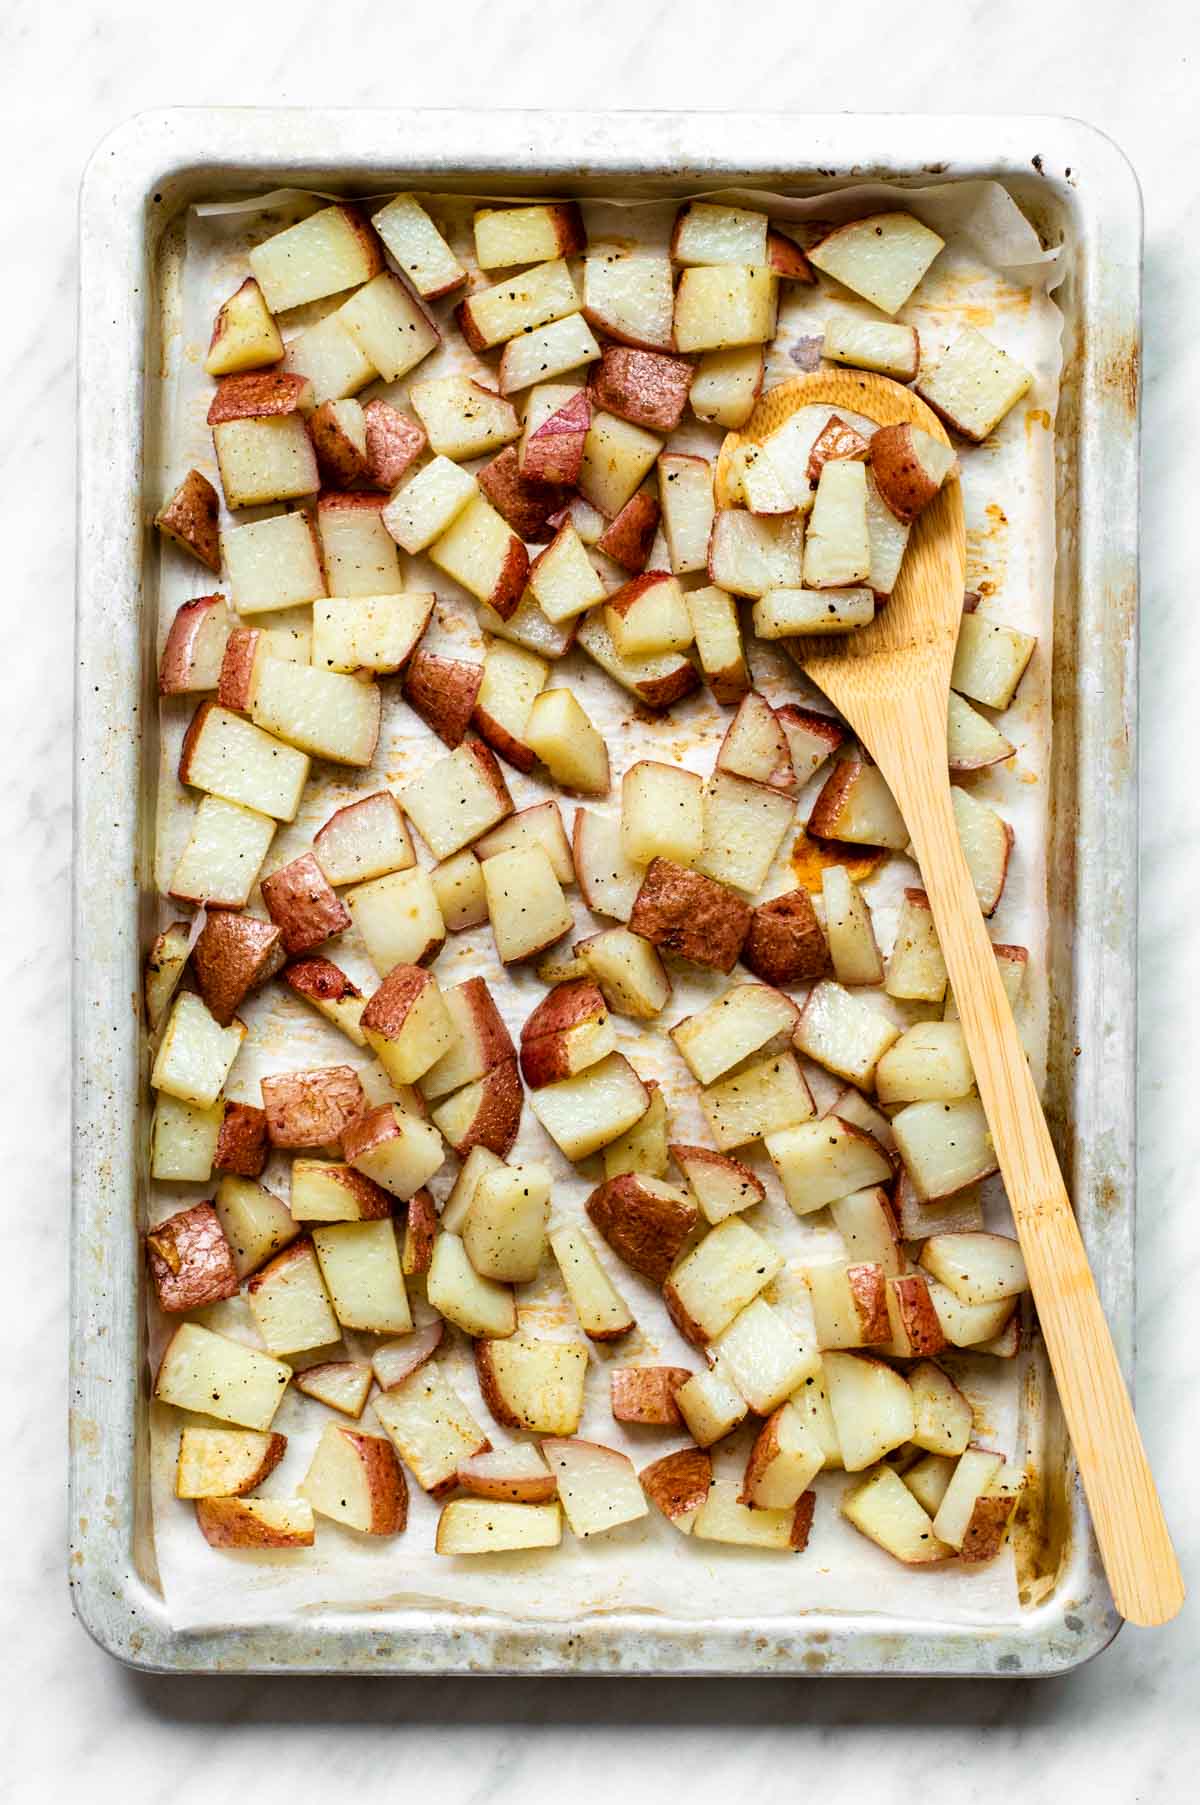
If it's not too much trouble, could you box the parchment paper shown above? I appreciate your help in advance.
[147,175,1063,1632]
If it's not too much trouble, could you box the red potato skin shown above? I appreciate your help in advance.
[806,759,876,844]
[661,1282,711,1350]
[441,1057,523,1158]
[403,1188,438,1274]
[337,1431,410,1534]
[790,1490,817,1551]
[261,853,352,956]
[806,414,871,486]
[341,1104,404,1169]
[261,1064,368,1150]
[768,230,816,283]
[473,701,537,775]
[214,1102,271,1178]
[639,1447,713,1524]
[464,739,516,818]
[191,912,284,1027]
[401,650,483,749]
[194,1497,315,1549]
[304,1164,394,1221]
[626,658,700,713]
[207,277,284,367]
[283,956,363,1008]
[317,488,389,524]
[959,1491,1017,1563]
[145,1202,241,1314]
[217,628,261,712]
[335,203,386,280]
[628,859,752,974]
[313,791,411,868]
[742,891,832,986]
[589,345,694,434]
[520,391,592,487]
[669,1143,765,1209]
[596,492,662,573]
[158,595,227,696]
[610,1367,692,1426]
[891,1274,947,1357]
[774,702,847,763]
[362,399,426,490]
[156,469,221,573]
[847,1262,891,1344]
[519,979,608,1088]
[869,423,952,524]
[456,1461,557,1505]
[448,975,516,1071]
[206,370,312,425]
[585,1175,698,1285]
[361,963,436,1041]
[473,1341,527,1433]
[477,446,567,542]
[740,1406,797,1505]
[178,1427,288,1497]
[309,401,369,487]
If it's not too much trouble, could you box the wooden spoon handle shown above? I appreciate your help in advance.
[879,692,1184,1627]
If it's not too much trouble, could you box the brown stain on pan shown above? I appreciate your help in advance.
[789,828,886,892]
[1102,338,1140,417]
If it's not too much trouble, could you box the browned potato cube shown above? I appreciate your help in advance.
[262,1065,368,1150]
[191,912,284,1027]
[628,858,751,974]
[146,1202,240,1314]
[155,469,221,573]
[261,852,352,955]
[214,1102,270,1178]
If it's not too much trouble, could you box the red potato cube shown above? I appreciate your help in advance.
[595,488,661,573]
[248,202,384,314]
[589,345,694,433]
[582,255,675,351]
[214,1102,270,1178]
[261,853,352,955]
[477,446,567,542]
[283,957,366,1047]
[627,858,751,974]
[191,911,284,1027]
[206,370,313,426]
[429,1057,524,1159]
[420,975,516,1102]
[806,414,872,487]
[343,1103,445,1202]
[610,1367,692,1426]
[145,1202,240,1314]
[429,493,529,621]
[372,192,467,299]
[640,1448,713,1532]
[158,595,231,696]
[195,1497,314,1550]
[300,1422,409,1536]
[309,398,369,486]
[155,469,221,573]
[519,978,614,1090]
[767,229,816,283]
[216,628,263,713]
[519,388,592,487]
[361,966,456,1088]
[473,201,586,270]
[205,276,284,377]
[262,1064,368,1151]
[313,792,415,889]
[456,258,580,352]
[585,1173,698,1285]
[402,650,483,749]
[362,399,427,490]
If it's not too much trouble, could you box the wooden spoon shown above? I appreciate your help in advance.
[721,369,1184,1627]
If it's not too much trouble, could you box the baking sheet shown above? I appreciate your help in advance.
[147,177,1062,1632]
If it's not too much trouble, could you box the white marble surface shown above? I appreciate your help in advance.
[1,0,1196,1796]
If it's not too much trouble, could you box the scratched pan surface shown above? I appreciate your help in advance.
[72,110,1140,1676]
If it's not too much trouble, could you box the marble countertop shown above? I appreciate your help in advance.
[2,1,1196,1797]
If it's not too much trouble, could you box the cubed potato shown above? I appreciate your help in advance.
[585,1172,697,1284]
[689,346,764,428]
[716,692,795,794]
[221,510,326,616]
[908,1360,973,1458]
[840,1463,952,1562]
[371,1321,445,1392]
[458,258,579,350]
[430,493,529,619]
[713,1298,820,1413]
[523,688,610,795]
[663,1217,783,1346]
[578,411,662,520]
[261,1064,366,1152]
[574,611,699,712]
[498,312,601,394]
[361,966,455,1087]
[627,858,751,973]
[343,1103,445,1202]
[205,277,284,377]
[671,1143,764,1224]
[595,485,661,574]
[550,1223,636,1341]
[216,366,326,420]
[806,1260,890,1350]
[282,307,377,405]
[869,423,958,525]
[308,397,369,485]
[919,1231,1028,1306]
[741,1403,824,1510]
[431,850,488,933]
[336,270,440,381]
[212,1102,270,1179]
[765,1115,892,1216]
[382,456,477,554]
[572,807,641,921]
[605,572,693,659]
[425,1232,516,1338]
[519,384,591,487]
[194,1496,315,1551]
[582,255,675,350]
[410,375,520,462]
[708,509,806,597]
[260,851,352,956]
[373,1363,491,1497]
[931,1445,1007,1553]
[180,700,310,822]
[886,887,947,1002]
[481,844,572,964]
[372,191,466,298]
[399,740,513,862]
[768,228,816,283]
[402,650,483,749]
[943,942,1028,1023]
[362,398,427,490]
[300,1421,408,1535]
[674,1365,749,1448]
[248,202,382,312]
[478,445,569,542]
[577,925,672,1020]
[829,1185,901,1275]
[420,976,515,1102]
[212,415,319,510]
[672,201,768,268]
[728,441,794,515]
[951,611,1037,710]
[463,1164,551,1284]
[314,792,415,889]
[346,867,446,973]
[472,642,549,774]
[176,1425,287,1499]
[476,799,574,885]
[698,770,796,895]
[671,982,798,1086]
[803,458,871,588]
[290,1159,392,1224]
[686,584,748,704]
[621,761,704,868]
[891,1095,999,1201]
[526,522,606,624]
[793,980,900,1087]
[610,1366,690,1425]
[947,690,1015,773]
[150,1094,224,1184]
[248,649,381,767]
[875,1022,974,1106]
[528,1052,649,1162]
[429,1060,523,1160]
[700,1047,815,1150]
[542,1438,648,1538]
[478,589,580,661]
[154,1322,291,1430]
[916,326,1033,442]
[951,786,1014,916]
[823,312,920,381]
[519,979,614,1090]
[821,864,884,986]
[659,454,716,575]
[743,889,831,988]
[145,1201,239,1313]
[926,1278,1016,1349]
[144,922,191,1033]
[776,704,846,785]
[475,1332,587,1434]
[435,1498,561,1553]
[247,1237,339,1356]
[808,212,944,315]
[151,992,245,1108]
[823,1350,915,1472]
[189,912,282,1026]
[317,490,402,595]
[168,795,276,910]
[752,586,874,637]
[602,1084,669,1179]
[894,1169,985,1241]
[158,594,231,696]
[313,593,433,677]
[674,265,777,352]
[213,1174,298,1278]
[311,1218,412,1333]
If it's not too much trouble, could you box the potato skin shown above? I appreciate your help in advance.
[590,345,694,434]
[442,1058,524,1159]
[214,1102,270,1178]
[402,650,483,749]
[806,414,870,486]
[261,1065,367,1151]
[868,422,945,523]
[146,1202,240,1313]
[519,979,607,1089]
[192,912,283,1027]
[585,1175,697,1285]
[628,859,751,974]
[477,445,566,541]
[363,399,427,490]
[206,370,311,425]
[194,1497,314,1549]
[743,889,831,987]
[261,853,352,956]
[155,469,221,573]
[639,1447,713,1524]
[610,1367,692,1425]
[595,490,660,573]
